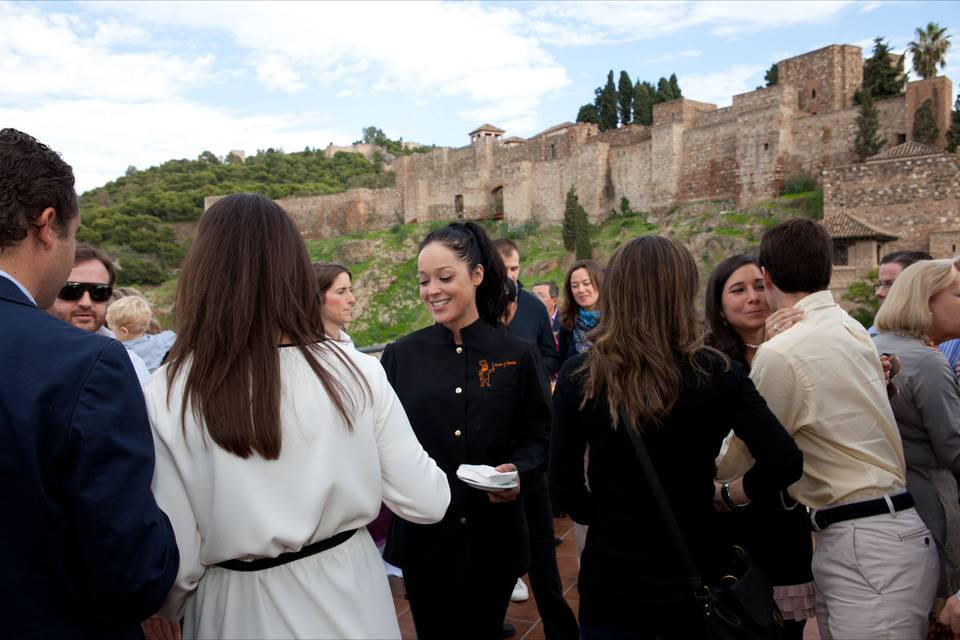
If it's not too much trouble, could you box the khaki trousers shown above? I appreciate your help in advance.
[812,507,939,640]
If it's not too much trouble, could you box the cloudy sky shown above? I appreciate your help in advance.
[3,0,959,192]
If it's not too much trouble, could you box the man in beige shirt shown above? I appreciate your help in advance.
[718,219,938,640]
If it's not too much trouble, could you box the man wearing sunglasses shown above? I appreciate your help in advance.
[50,246,115,332]
[49,244,150,383]
[0,128,178,639]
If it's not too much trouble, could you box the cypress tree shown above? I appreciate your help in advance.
[764,63,779,87]
[945,95,960,152]
[618,70,634,125]
[912,98,939,145]
[856,37,906,104]
[633,80,655,125]
[655,77,671,104]
[852,91,886,161]
[668,73,682,99]
[596,71,619,131]
[576,103,598,124]
[562,187,579,251]
[574,202,592,260]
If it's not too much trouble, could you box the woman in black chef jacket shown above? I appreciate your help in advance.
[381,221,552,639]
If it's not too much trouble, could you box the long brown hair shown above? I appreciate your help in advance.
[580,235,723,430]
[559,259,604,331]
[166,193,369,459]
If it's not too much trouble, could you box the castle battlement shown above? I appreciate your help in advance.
[208,44,954,249]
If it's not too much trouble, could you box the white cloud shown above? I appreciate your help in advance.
[679,64,768,107]
[1,99,354,193]
[637,49,703,65]
[526,0,854,46]
[0,2,212,102]
[90,1,571,132]
[256,55,306,93]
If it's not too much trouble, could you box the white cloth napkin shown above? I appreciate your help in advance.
[456,464,518,487]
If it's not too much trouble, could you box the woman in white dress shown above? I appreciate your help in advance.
[144,193,450,639]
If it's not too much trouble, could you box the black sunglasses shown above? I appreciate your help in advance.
[57,282,113,303]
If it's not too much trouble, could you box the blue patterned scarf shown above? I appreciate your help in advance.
[573,309,600,354]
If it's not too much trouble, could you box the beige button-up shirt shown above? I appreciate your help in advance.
[717,290,906,509]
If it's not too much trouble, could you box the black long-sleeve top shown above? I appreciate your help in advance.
[507,286,560,378]
[549,351,802,628]
[381,319,551,578]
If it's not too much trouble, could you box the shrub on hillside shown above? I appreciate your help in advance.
[780,172,818,195]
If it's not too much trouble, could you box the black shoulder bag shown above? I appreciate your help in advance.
[619,407,784,640]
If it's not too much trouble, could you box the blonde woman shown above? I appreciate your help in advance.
[874,256,960,606]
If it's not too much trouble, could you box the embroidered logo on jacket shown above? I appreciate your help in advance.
[478,359,518,387]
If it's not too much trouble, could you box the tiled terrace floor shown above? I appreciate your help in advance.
[391,516,820,639]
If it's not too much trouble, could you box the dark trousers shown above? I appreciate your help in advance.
[522,473,579,639]
[404,560,515,639]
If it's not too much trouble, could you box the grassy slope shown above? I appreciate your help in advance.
[293,195,813,347]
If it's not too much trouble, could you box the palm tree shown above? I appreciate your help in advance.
[908,22,952,80]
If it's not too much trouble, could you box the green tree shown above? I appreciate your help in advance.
[595,71,619,131]
[764,63,779,87]
[633,80,655,125]
[856,37,906,104]
[912,98,940,145]
[908,22,951,79]
[946,94,960,152]
[618,70,634,125]
[574,204,592,260]
[655,76,672,103]
[562,187,580,251]
[668,73,682,99]
[198,150,220,165]
[842,269,881,328]
[360,126,387,145]
[576,103,598,124]
[852,91,886,161]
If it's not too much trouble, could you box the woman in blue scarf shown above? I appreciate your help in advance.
[557,259,604,367]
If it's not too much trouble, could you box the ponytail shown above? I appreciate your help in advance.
[419,221,508,326]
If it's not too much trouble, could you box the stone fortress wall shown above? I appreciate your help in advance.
[208,44,958,278]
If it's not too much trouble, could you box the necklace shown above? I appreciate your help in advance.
[744,343,761,349]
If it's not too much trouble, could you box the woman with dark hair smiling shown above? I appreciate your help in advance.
[704,254,815,639]
[381,221,551,639]
[556,259,603,366]
[144,193,450,639]
[550,236,802,639]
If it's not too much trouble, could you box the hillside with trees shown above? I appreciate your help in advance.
[78,141,396,284]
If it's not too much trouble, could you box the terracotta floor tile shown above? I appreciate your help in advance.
[388,575,406,600]
[503,617,535,638]
[397,610,417,640]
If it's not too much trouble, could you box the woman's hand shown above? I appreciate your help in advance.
[486,463,521,503]
[142,615,181,640]
[765,308,803,340]
[939,594,960,634]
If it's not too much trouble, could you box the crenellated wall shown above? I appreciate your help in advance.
[206,44,955,243]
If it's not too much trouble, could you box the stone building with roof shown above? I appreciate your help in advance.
[823,140,960,298]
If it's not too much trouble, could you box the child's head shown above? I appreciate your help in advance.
[106,295,152,340]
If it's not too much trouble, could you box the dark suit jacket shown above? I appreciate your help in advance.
[0,277,179,639]
[380,319,551,579]
[507,286,560,378]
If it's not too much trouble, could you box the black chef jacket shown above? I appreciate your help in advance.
[380,318,551,578]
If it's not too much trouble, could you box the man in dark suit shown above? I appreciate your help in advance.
[495,238,577,640]
[0,128,179,639]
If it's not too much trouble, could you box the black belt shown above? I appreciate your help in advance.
[811,493,914,531]
[216,528,357,572]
